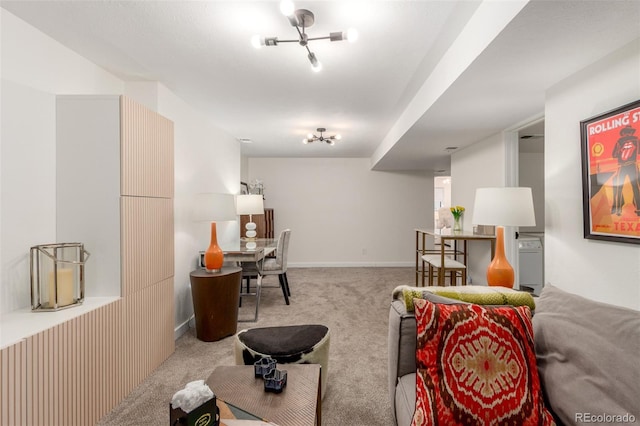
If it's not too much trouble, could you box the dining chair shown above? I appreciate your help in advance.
[238,261,262,322]
[436,207,454,229]
[260,229,291,305]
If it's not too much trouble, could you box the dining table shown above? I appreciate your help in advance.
[221,238,277,263]
[221,238,278,321]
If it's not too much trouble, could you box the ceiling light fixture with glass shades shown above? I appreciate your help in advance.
[303,128,341,146]
[251,0,358,72]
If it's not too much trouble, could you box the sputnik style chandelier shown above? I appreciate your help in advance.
[251,0,358,72]
[303,128,341,146]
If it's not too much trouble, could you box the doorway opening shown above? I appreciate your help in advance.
[517,119,545,295]
[434,176,452,229]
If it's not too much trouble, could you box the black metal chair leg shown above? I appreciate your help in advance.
[283,272,291,296]
[240,276,253,307]
[278,274,290,305]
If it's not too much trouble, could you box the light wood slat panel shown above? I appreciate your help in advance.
[79,313,86,426]
[18,343,25,426]
[121,197,174,296]
[0,340,27,426]
[26,336,34,426]
[49,328,57,425]
[0,301,128,426]
[154,277,175,366]
[161,114,175,197]
[60,323,67,425]
[0,345,5,425]
[122,277,175,390]
[120,96,174,198]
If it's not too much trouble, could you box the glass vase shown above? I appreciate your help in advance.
[453,216,463,232]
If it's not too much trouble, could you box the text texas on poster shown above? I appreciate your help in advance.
[581,100,640,244]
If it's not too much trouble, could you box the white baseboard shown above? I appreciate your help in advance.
[289,261,414,268]
[174,315,194,340]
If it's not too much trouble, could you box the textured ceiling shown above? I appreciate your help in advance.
[2,0,639,171]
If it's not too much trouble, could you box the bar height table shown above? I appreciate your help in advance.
[415,228,496,286]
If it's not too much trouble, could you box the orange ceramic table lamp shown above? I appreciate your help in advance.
[471,187,535,288]
[193,193,237,272]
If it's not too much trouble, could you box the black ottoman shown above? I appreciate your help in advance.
[234,325,330,398]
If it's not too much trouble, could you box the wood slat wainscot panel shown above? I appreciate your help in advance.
[121,278,175,392]
[120,96,174,198]
[0,340,26,426]
[121,197,174,297]
[0,301,125,426]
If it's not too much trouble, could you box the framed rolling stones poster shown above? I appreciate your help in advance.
[580,99,640,244]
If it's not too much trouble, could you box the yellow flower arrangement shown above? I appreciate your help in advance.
[450,206,465,220]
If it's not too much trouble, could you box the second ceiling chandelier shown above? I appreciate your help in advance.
[303,128,341,146]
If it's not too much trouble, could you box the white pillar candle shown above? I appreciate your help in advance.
[48,269,75,307]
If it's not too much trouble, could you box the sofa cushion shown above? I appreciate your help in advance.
[533,285,640,424]
[388,294,466,425]
[412,298,554,425]
[394,285,536,312]
[395,373,416,426]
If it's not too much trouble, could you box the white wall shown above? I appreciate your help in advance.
[450,39,640,309]
[1,10,123,314]
[0,11,242,332]
[450,133,507,285]
[1,80,56,312]
[240,155,250,184]
[247,158,433,266]
[154,84,240,332]
[545,39,640,310]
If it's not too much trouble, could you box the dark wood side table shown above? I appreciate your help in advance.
[190,267,242,342]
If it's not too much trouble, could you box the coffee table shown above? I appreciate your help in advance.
[207,364,322,426]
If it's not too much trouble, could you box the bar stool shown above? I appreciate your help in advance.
[421,254,467,286]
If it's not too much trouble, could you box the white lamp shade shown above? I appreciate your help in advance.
[472,187,536,227]
[192,193,237,222]
[236,194,264,216]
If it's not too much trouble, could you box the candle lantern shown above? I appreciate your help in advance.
[30,243,90,311]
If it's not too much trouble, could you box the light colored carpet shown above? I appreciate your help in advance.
[97,267,414,426]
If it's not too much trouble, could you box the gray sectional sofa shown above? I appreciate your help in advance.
[388,285,640,425]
